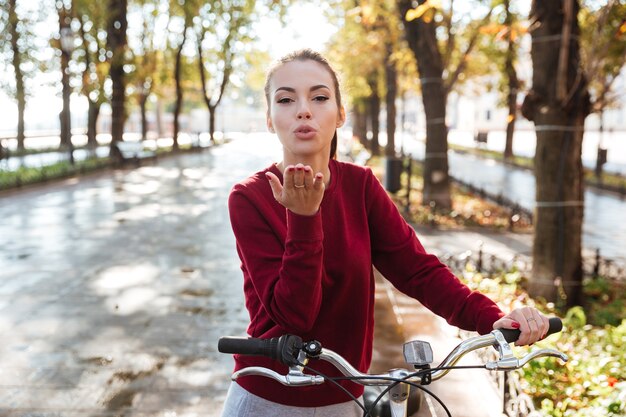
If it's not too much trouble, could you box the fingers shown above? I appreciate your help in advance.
[282,165,295,189]
[265,171,283,200]
[282,164,322,191]
[504,307,550,346]
[312,172,324,191]
[492,316,521,331]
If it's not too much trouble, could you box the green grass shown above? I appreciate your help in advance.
[0,157,113,190]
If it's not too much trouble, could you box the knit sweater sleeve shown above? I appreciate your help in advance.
[228,180,325,335]
[365,170,504,335]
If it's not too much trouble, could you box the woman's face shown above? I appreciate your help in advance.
[266,60,345,160]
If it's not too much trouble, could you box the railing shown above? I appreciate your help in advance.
[440,242,625,283]
[449,174,534,226]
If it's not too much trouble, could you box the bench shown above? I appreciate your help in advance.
[112,141,157,165]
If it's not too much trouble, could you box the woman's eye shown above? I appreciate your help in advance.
[313,96,329,102]
[277,97,293,104]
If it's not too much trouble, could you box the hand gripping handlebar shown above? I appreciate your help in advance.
[498,316,563,343]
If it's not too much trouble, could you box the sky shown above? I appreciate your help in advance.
[256,3,338,60]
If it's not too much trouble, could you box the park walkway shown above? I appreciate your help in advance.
[0,133,517,416]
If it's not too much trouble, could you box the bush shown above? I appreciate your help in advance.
[460,269,625,417]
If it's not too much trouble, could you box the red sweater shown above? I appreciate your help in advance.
[227,159,504,407]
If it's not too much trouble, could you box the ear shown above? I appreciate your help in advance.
[266,113,275,133]
[337,106,346,128]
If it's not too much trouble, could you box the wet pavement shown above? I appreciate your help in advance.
[0,136,266,416]
[0,133,513,416]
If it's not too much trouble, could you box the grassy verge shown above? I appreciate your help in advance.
[0,157,113,190]
[368,155,533,232]
[0,142,212,191]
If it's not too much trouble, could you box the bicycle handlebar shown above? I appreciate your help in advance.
[218,318,567,417]
[218,317,567,387]
[218,318,563,365]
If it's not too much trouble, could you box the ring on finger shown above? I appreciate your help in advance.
[294,184,305,188]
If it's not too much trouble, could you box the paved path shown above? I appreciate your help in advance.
[0,136,276,416]
[0,133,513,416]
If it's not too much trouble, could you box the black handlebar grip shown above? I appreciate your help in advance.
[218,334,303,366]
[218,336,280,357]
[499,317,563,343]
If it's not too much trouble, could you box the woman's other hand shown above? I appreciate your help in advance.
[266,163,325,216]
[493,307,550,346]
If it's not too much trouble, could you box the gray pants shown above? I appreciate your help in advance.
[220,382,364,417]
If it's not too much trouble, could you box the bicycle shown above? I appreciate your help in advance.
[218,317,567,417]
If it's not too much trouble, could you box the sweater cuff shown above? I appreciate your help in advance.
[476,308,506,335]
[286,208,323,241]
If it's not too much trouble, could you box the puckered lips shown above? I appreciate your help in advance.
[294,124,317,140]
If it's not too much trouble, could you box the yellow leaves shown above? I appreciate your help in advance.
[405,0,441,23]
[618,20,626,36]
[480,23,528,41]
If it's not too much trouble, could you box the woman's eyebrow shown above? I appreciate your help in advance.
[274,85,330,94]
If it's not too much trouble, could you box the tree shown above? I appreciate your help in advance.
[521,0,590,306]
[167,0,195,150]
[326,1,389,155]
[397,0,494,209]
[499,0,521,161]
[74,0,110,149]
[56,0,74,162]
[195,0,255,142]
[475,0,525,161]
[107,0,128,151]
[0,0,38,151]
[128,0,161,141]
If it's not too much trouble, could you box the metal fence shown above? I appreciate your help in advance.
[439,242,625,283]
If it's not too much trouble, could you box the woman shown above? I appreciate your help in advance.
[222,49,549,416]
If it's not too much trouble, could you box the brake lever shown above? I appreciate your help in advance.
[232,366,325,386]
[486,329,569,370]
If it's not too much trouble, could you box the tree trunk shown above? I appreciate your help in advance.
[208,105,216,143]
[87,101,100,149]
[595,111,604,178]
[140,94,148,141]
[155,98,163,138]
[352,103,367,146]
[521,0,590,306]
[58,6,73,163]
[9,0,26,151]
[367,76,381,157]
[107,0,128,153]
[398,0,452,209]
[197,28,232,145]
[385,42,398,158]
[503,0,519,161]
[173,23,188,151]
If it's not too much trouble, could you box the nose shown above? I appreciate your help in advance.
[296,102,312,120]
